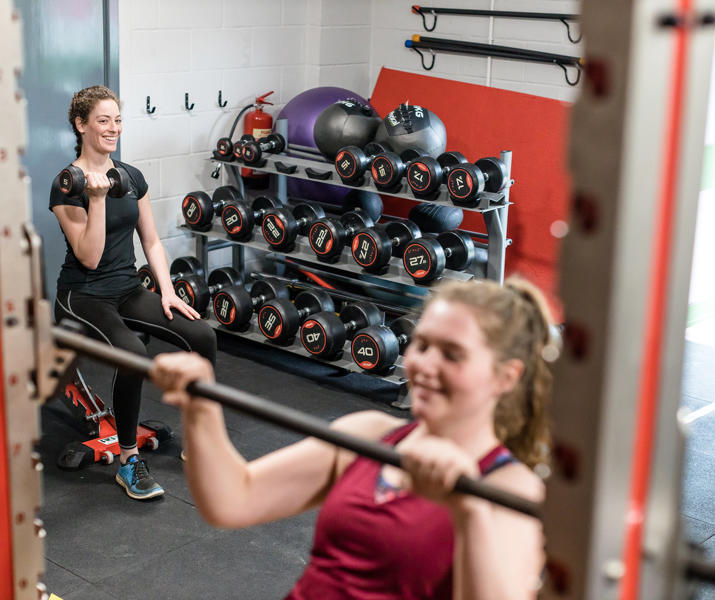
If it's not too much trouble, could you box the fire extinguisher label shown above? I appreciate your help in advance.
[252,128,272,139]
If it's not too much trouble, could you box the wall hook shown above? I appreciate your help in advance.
[146,96,156,114]
[184,92,195,111]
[217,90,227,108]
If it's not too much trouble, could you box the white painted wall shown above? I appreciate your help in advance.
[368,0,583,102]
[117,0,579,268]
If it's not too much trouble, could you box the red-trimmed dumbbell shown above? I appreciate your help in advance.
[138,256,205,294]
[402,230,477,284]
[446,156,508,206]
[334,142,388,185]
[308,209,375,263]
[261,203,325,252]
[212,279,289,331]
[405,151,469,199]
[57,164,129,199]
[300,301,383,360]
[214,133,253,162]
[221,196,281,242]
[241,133,286,165]
[182,185,242,231]
[351,219,421,274]
[351,316,417,373]
[173,267,243,314]
[369,147,426,192]
[258,289,334,345]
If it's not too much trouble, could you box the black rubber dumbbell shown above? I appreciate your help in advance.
[334,142,388,185]
[241,133,286,166]
[212,279,289,331]
[351,316,417,374]
[214,133,253,162]
[446,157,509,206]
[261,203,325,252]
[369,147,426,192]
[221,196,281,241]
[230,134,256,162]
[308,209,375,263]
[406,151,469,199]
[300,301,383,360]
[173,267,243,314]
[351,219,422,274]
[57,164,129,199]
[138,256,205,294]
[258,289,335,345]
[182,185,242,231]
[402,230,478,284]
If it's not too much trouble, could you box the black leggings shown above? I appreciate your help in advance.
[55,286,216,449]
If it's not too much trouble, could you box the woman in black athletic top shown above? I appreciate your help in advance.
[50,85,216,500]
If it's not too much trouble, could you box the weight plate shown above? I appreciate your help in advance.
[258,298,298,343]
[351,229,392,270]
[208,267,242,289]
[384,220,421,257]
[262,210,290,247]
[447,165,484,203]
[250,279,289,303]
[295,290,334,315]
[438,230,476,271]
[437,151,468,168]
[213,185,242,206]
[221,203,252,240]
[182,191,212,228]
[266,133,285,153]
[107,167,129,198]
[371,154,400,188]
[170,256,203,278]
[340,301,382,337]
[216,137,233,156]
[403,238,444,283]
[308,218,341,257]
[475,157,507,193]
[137,265,157,293]
[351,325,398,372]
[213,289,241,329]
[253,196,280,212]
[58,165,84,196]
[340,210,372,232]
[335,147,362,181]
[301,315,337,356]
[406,158,440,195]
[390,316,417,349]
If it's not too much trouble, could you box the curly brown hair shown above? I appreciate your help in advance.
[68,86,120,158]
[424,276,556,469]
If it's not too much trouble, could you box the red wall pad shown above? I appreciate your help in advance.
[370,67,572,305]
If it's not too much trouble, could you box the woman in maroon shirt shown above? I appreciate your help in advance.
[151,277,555,599]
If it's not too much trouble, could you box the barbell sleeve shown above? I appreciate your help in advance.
[51,323,542,519]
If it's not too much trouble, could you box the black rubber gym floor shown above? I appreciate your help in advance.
[37,335,714,599]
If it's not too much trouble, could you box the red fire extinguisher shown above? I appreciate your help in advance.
[242,91,274,184]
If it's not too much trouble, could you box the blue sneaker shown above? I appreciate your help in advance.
[115,455,164,500]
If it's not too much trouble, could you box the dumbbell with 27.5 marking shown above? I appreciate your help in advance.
[402,230,481,284]
[241,133,286,166]
[351,316,417,374]
[308,209,375,263]
[221,196,280,241]
[57,164,129,199]
[334,142,388,185]
[351,219,422,274]
[406,151,469,199]
[258,290,335,345]
[300,301,383,360]
[262,203,325,251]
[173,267,243,314]
[213,279,289,331]
[182,185,242,231]
[138,256,205,294]
[446,157,508,206]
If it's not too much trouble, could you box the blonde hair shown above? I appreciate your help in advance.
[68,86,120,158]
[424,276,555,469]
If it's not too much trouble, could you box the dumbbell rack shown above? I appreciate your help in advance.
[185,132,513,405]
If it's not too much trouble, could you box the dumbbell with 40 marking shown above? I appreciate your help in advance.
[57,164,129,199]
[300,301,383,360]
[351,316,417,374]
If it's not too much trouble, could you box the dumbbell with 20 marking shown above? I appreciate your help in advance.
[182,185,242,232]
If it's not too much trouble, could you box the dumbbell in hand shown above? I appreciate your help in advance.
[213,279,289,331]
[334,142,388,185]
[402,230,480,284]
[308,209,375,263]
[241,133,286,166]
[351,316,417,374]
[221,196,280,241]
[351,219,421,274]
[446,157,508,206]
[369,147,426,192]
[300,301,383,360]
[258,290,334,345]
[406,151,469,199]
[138,256,205,294]
[57,165,129,199]
[173,267,243,314]
[182,185,242,231]
[262,203,325,252]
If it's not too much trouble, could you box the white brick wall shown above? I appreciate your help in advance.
[368,0,583,103]
[119,0,578,267]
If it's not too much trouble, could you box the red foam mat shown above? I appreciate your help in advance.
[369,67,571,309]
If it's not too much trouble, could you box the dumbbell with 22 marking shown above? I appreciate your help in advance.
[351,219,422,274]
[308,209,375,263]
